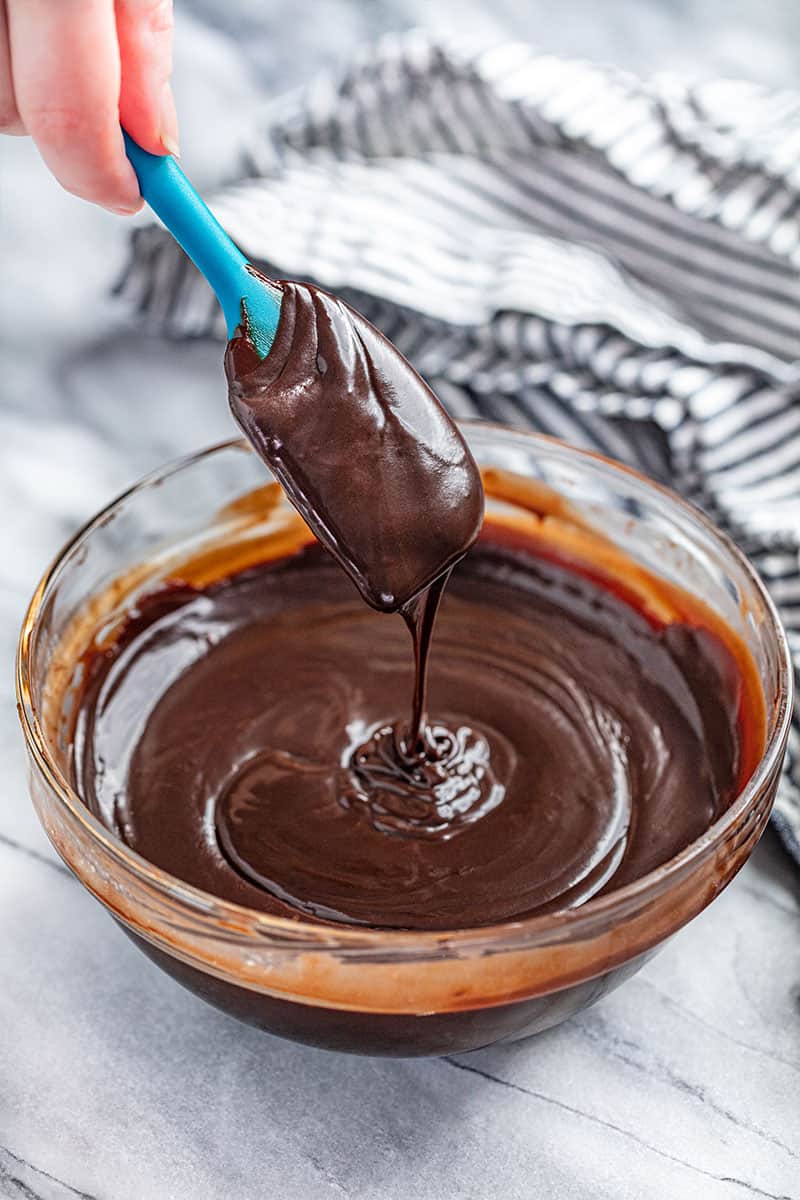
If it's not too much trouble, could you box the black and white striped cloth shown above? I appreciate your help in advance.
[119,34,800,865]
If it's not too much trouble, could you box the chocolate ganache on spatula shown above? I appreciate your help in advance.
[225,276,484,613]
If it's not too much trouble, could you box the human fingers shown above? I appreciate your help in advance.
[7,0,141,212]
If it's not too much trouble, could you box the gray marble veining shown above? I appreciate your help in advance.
[1,3,799,1197]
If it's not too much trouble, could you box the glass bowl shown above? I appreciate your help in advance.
[16,425,793,1057]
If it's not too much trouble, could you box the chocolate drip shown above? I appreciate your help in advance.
[223,277,491,871]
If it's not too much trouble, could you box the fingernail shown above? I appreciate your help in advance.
[111,199,143,216]
[159,82,180,158]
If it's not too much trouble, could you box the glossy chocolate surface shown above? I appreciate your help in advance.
[71,525,754,931]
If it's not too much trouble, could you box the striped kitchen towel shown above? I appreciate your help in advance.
[118,33,800,864]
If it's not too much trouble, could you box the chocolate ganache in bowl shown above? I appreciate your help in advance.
[18,428,791,1056]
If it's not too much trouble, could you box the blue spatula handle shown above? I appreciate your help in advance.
[123,132,280,357]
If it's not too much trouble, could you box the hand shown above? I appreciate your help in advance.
[0,0,178,214]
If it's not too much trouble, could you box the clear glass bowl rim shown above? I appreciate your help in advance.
[16,423,795,956]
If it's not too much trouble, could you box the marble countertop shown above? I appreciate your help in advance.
[1,2,799,1197]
